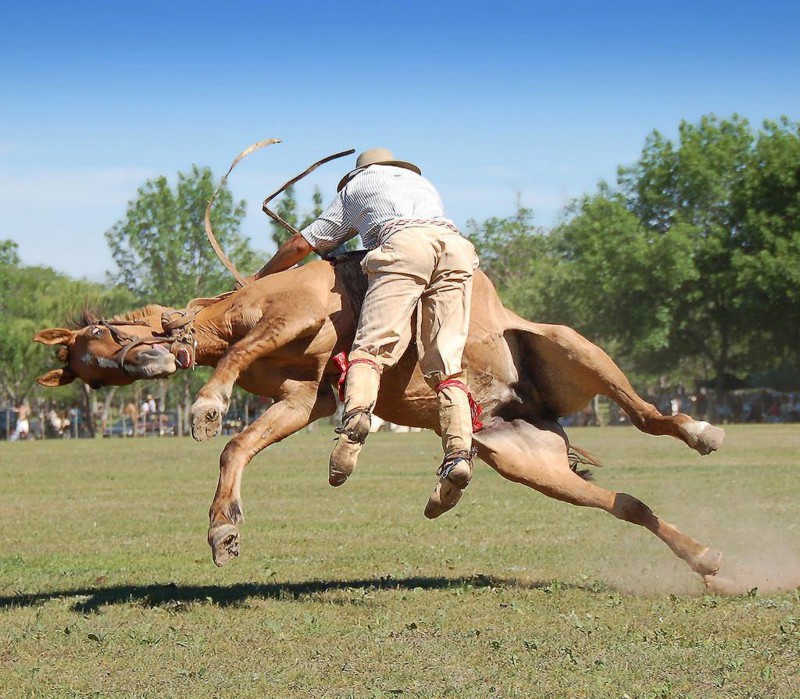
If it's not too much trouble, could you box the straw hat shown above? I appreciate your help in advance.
[337,148,421,191]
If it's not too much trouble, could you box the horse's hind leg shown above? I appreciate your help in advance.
[473,418,721,577]
[512,321,724,455]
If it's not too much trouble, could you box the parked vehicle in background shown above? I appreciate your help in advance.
[139,411,178,437]
[102,419,135,438]
[102,411,178,437]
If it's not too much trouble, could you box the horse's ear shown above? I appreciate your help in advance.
[36,367,77,387]
[34,328,76,346]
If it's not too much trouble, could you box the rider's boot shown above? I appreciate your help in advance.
[329,359,381,487]
[424,380,475,518]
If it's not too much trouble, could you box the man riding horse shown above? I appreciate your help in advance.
[254,148,480,518]
[33,143,726,577]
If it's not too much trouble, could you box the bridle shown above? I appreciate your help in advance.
[95,308,198,372]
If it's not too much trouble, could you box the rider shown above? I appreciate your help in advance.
[254,148,479,517]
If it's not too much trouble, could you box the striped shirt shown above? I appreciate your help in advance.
[300,165,459,255]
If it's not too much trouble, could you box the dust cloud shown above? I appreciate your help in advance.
[596,485,800,597]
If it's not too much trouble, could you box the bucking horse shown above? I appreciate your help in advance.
[34,254,726,579]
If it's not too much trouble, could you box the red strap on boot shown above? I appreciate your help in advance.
[435,378,484,431]
[332,352,348,400]
[331,352,380,401]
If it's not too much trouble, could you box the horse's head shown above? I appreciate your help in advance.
[34,306,194,389]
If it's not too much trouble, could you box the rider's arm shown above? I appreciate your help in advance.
[255,191,354,279]
[254,234,313,279]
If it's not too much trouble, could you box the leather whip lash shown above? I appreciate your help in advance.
[204,139,354,287]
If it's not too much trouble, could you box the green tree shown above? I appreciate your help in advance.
[0,240,21,323]
[466,203,559,321]
[553,114,800,405]
[0,250,137,436]
[106,165,258,306]
[0,239,19,267]
[733,117,800,363]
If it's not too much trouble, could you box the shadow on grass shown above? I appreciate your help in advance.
[0,574,609,613]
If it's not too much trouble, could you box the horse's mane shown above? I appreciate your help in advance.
[67,304,167,329]
[330,252,368,295]
[69,309,100,329]
[111,304,167,323]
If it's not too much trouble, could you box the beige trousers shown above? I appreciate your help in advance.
[350,226,476,380]
[345,225,477,456]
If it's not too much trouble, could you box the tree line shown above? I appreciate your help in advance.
[2,113,798,433]
[471,114,799,407]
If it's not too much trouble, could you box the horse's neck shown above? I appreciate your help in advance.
[122,304,174,327]
[191,302,236,366]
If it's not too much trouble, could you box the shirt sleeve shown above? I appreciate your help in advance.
[300,193,356,256]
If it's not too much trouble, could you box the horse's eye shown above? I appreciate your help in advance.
[91,326,104,337]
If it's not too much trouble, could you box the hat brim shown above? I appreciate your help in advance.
[337,160,422,192]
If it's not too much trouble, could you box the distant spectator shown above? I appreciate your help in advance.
[69,405,79,438]
[47,408,68,437]
[10,403,30,441]
[715,401,732,423]
[141,394,156,415]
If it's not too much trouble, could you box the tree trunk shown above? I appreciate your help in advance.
[100,387,118,437]
[3,406,11,441]
[712,330,730,423]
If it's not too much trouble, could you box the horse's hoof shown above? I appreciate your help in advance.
[191,398,224,442]
[681,421,725,455]
[695,423,725,455]
[208,523,240,567]
[692,546,722,577]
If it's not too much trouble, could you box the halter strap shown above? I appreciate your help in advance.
[98,309,198,371]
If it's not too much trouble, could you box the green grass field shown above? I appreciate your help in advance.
[1,424,798,698]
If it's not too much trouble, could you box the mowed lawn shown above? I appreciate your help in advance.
[1,424,798,698]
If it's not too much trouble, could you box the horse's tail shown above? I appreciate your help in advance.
[568,445,603,481]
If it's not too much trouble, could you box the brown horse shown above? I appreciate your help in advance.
[35,254,725,578]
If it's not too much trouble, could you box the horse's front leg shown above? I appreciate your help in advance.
[191,310,325,441]
[208,381,336,566]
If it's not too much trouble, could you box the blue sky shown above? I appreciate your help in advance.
[2,0,798,280]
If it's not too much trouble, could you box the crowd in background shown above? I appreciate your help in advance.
[564,387,800,427]
[4,385,800,441]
